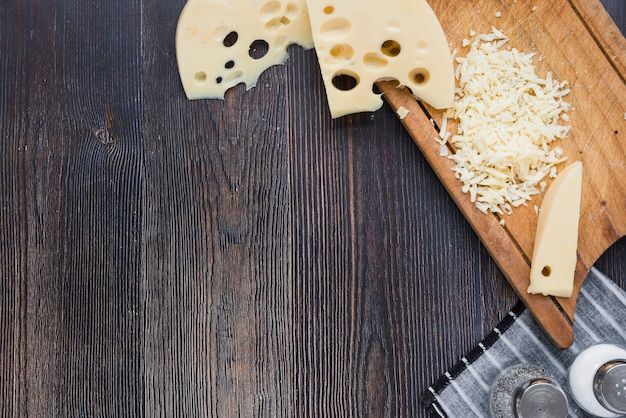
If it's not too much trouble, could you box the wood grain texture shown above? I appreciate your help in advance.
[381,0,626,348]
[378,80,577,348]
[287,54,491,416]
[0,0,624,417]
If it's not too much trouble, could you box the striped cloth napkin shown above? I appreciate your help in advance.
[422,267,626,417]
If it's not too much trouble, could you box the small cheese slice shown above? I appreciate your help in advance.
[176,0,314,99]
[305,0,455,118]
[528,161,583,298]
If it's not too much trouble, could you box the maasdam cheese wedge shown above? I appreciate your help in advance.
[305,0,455,118]
[176,0,314,99]
[528,161,583,298]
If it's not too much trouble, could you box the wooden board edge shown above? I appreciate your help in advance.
[569,0,626,77]
[557,258,592,321]
[378,80,575,348]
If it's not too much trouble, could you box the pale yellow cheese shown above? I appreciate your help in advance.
[397,106,409,119]
[446,28,571,215]
[528,161,583,298]
[176,0,314,99]
[305,0,454,118]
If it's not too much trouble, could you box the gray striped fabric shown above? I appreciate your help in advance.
[422,268,626,417]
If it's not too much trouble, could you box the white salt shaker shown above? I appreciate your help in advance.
[568,343,626,417]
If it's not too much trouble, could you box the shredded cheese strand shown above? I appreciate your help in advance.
[445,28,571,215]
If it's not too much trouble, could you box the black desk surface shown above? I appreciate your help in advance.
[2,1,624,416]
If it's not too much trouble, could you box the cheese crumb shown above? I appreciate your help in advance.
[439,115,448,139]
[446,28,571,215]
[397,106,410,119]
[550,166,558,179]
[469,29,476,37]
[495,11,502,18]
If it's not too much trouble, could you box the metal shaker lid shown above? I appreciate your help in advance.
[594,361,626,414]
[514,378,568,418]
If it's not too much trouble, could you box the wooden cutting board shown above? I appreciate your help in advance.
[378,0,626,349]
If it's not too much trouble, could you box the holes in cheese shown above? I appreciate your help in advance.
[249,39,270,59]
[527,161,583,298]
[176,0,314,100]
[222,31,239,47]
[306,0,455,118]
[363,53,388,70]
[410,68,430,85]
[331,72,359,91]
[319,17,351,38]
[328,44,354,62]
[260,1,281,16]
[380,40,401,57]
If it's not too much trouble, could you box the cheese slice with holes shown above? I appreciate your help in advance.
[176,0,314,99]
[305,0,454,118]
[528,161,583,298]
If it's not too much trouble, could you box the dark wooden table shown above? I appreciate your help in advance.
[2,1,624,416]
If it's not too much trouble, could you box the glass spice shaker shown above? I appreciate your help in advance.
[568,343,626,417]
[490,364,568,418]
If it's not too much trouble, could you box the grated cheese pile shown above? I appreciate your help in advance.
[442,27,571,215]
